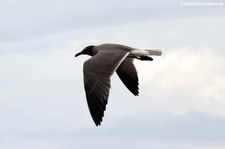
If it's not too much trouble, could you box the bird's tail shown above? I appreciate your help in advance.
[144,49,162,56]
[131,49,162,56]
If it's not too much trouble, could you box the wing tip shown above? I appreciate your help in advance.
[134,91,139,96]
[95,122,101,127]
[92,112,104,126]
[131,86,139,96]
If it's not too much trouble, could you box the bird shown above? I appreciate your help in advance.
[75,43,162,126]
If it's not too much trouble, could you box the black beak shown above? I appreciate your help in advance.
[75,51,82,57]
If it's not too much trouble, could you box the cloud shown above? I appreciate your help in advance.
[1,112,225,149]
[1,0,224,41]
[0,47,92,132]
[134,47,225,116]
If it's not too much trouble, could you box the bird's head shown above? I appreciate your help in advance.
[75,46,94,57]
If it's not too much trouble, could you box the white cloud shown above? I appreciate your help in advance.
[200,76,225,99]
[134,47,225,116]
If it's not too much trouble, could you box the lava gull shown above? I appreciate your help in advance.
[75,43,162,126]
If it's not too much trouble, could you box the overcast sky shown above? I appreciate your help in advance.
[1,0,225,149]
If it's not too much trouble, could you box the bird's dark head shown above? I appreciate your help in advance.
[75,46,94,57]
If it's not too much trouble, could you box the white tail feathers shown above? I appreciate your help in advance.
[131,49,162,56]
[145,49,162,56]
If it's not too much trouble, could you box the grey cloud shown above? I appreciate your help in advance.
[1,0,224,41]
[1,112,225,146]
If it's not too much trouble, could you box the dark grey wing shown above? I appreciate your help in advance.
[83,51,129,126]
[116,58,139,96]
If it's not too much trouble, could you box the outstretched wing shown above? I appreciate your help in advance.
[116,58,139,96]
[83,50,129,126]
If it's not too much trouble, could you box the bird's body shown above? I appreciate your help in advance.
[75,43,162,126]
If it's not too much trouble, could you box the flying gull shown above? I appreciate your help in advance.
[75,43,162,126]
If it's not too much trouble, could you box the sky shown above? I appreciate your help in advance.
[0,0,225,148]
